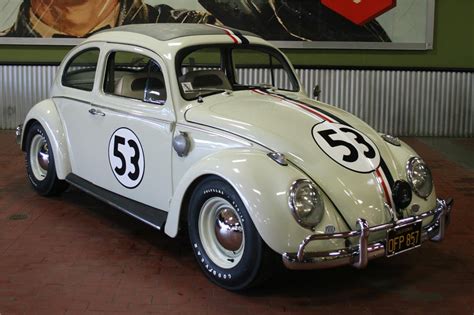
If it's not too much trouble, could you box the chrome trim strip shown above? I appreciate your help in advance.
[92,102,173,125]
[52,96,89,105]
[283,198,453,270]
[52,96,173,126]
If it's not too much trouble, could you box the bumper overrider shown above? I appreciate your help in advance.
[16,124,23,145]
[283,198,453,270]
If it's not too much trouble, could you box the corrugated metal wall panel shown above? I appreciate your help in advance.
[1,65,472,136]
[295,69,473,136]
[0,65,57,129]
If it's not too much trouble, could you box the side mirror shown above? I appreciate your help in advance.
[313,84,321,100]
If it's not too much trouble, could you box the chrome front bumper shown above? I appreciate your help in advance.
[282,198,453,270]
[15,124,23,145]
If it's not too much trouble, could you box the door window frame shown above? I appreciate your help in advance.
[99,44,171,108]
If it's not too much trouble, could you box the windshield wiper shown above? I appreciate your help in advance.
[184,87,233,95]
[256,84,274,89]
[246,83,276,91]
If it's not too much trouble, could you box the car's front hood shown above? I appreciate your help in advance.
[185,90,401,229]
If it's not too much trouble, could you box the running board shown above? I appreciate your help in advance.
[66,174,167,230]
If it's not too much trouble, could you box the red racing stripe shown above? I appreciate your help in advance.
[295,103,334,123]
[375,167,393,208]
[206,24,241,44]
[222,28,239,44]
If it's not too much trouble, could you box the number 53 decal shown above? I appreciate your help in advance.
[108,128,145,188]
[312,123,380,173]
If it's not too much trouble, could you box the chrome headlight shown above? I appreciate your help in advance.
[288,179,324,229]
[406,157,433,198]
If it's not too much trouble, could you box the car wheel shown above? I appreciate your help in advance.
[188,176,273,290]
[25,122,68,196]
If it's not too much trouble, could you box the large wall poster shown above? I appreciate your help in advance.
[0,0,435,50]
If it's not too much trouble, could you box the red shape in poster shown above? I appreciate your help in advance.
[321,0,396,26]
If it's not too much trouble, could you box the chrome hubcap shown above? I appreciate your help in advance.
[215,208,243,252]
[38,146,49,171]
[198,197,244,269]
[30,134,49,180]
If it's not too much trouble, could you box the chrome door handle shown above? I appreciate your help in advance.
[88,108,105,116]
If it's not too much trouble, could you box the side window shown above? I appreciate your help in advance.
[62,48,100,91]
[103,51,167,105]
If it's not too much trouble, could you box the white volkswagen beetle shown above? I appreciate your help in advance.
[17,24,453,290]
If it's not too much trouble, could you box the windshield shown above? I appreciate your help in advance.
[176,45,299,100]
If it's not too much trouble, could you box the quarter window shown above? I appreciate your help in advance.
[62,48,100,91]
[103,51,167,105]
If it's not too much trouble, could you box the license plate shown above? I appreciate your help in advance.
[386,220,422,257]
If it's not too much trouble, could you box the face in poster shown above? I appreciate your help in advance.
[0,0,433,49]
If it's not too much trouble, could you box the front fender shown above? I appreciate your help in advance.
[22,99,71,180]
[165,148,349,254]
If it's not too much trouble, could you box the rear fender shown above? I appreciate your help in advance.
[22,99,71,180]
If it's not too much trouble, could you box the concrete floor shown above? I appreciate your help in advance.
[0,130,473,315]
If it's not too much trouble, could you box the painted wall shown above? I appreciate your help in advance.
[0,0,472,69]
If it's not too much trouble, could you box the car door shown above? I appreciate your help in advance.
[53,43,104,181]
[77,44,174,211]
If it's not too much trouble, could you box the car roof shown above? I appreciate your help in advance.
[96,23,258,42]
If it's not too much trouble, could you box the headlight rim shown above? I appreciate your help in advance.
[288,179,324,230]
[406,156,433,199]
